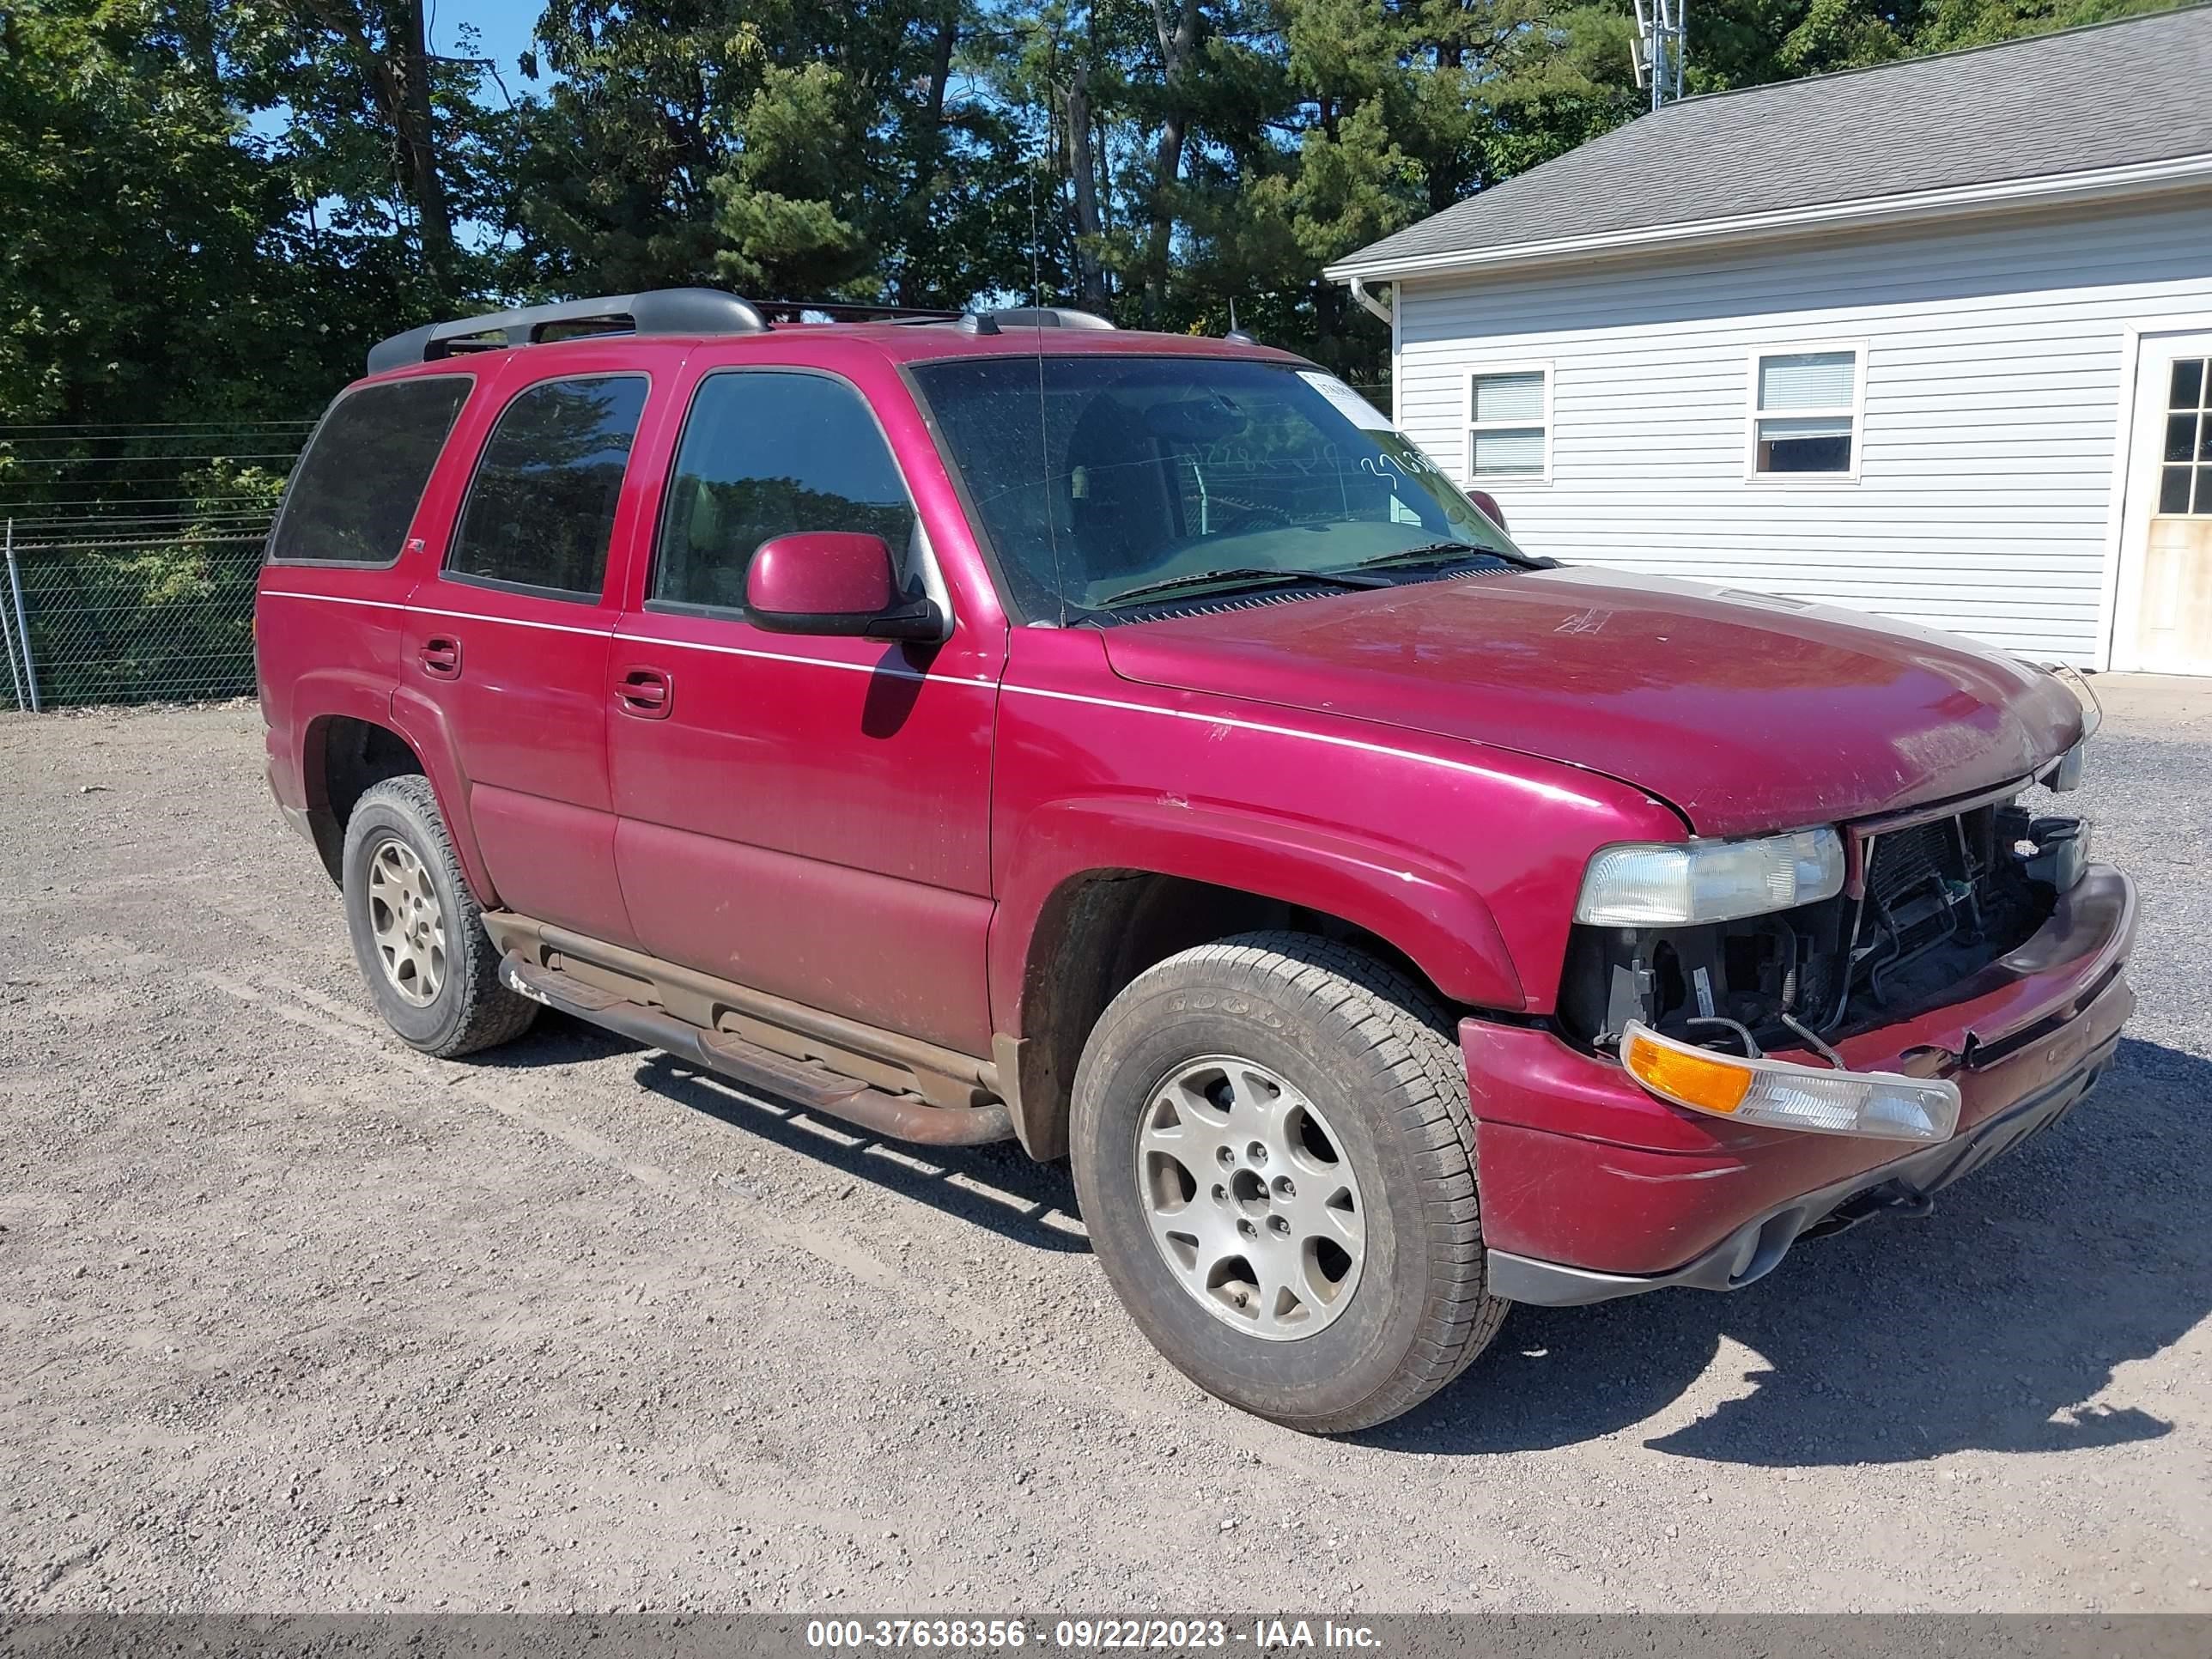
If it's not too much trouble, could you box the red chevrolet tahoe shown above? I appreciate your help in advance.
[256,288,2133,1433]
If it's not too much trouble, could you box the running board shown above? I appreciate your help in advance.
[498,954,1015,1147]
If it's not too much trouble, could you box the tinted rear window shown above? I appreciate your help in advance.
[269,376,472,565]
[445,374,650,599]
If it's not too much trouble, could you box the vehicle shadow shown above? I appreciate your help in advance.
[470,1011,1090,1248]
[1368,1036,2211,1466]
[632,1049,1090,1254]
[482,1012,2207,1465]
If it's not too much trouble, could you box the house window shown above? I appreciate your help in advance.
[1750,347,1862,477]
[2159,356,2211,516]
[1468,367,1549,483]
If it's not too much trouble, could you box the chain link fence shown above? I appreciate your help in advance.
[0,422,307,709]
[2,526,276,708]
[0,380,1395,712]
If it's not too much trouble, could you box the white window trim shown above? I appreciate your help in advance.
[1745,341,1867,484]
[1466,361,1553,487]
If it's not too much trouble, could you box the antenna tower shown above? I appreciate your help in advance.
[1631,0,1686,110]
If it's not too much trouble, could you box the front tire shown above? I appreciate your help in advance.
[1070,933,1506,1434]
[340,775,538,1059]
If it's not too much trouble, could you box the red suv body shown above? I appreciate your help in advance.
[258,292,2133,1431]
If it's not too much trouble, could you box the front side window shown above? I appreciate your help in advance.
[653,370,918,611]
[1468,368,1548,481]
[912,356,1533,621]
[445,374,650,599]
[269,376,472,565]
[1752,348,1860,476]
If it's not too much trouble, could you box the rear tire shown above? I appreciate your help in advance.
[340,775,538,1059]
[1070,933,1506,1433]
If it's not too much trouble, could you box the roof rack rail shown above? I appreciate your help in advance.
[367,287,769,375]
[751,300,963,325]
[957,307,1117,336]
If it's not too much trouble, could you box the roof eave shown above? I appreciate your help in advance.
[1325,150,2212,285]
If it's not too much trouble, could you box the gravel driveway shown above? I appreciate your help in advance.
[3,677,2209,1613]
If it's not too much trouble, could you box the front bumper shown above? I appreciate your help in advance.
[1486,1029,2118,1305]
[1466,865,2137,1305]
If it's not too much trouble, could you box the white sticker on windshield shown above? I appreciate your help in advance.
[1297,370,1395,431]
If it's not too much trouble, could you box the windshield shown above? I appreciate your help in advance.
[910,355,1535,621]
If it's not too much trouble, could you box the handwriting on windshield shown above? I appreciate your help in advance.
[1361,448,1444,482]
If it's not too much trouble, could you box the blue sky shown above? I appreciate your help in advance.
[245,1,548,143]
[428,0,545,85]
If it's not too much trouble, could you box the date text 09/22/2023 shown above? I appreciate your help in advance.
[805,1619,1382,1650]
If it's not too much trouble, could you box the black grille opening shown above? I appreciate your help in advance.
[1846,803,2053,1024]
[1865,817,1976,961]
[1868,819,1957,908]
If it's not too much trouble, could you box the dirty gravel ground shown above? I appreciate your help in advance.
[3,677,2209,1614]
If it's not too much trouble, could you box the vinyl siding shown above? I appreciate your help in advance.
[1393,194,2212,665]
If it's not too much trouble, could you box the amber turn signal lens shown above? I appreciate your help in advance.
[1622,1028,1753,1115]
[1620,1020,1961,1140]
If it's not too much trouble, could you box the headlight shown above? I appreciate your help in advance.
[1622,1020,1960,1142]
[1575,828,1845,927]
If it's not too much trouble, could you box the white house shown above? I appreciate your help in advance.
[1326,5,2212,674]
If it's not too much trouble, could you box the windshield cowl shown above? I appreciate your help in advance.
[1079,548,1545,624]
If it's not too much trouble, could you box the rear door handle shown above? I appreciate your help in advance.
[616,665,672,719]
[419,636,462,680]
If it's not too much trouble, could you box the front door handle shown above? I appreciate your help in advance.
[419,636,462,680]
[616,665,672,720]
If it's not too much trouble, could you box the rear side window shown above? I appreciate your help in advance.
[653,370,917,611]
[269,376,472,565]
[445,374,650,599]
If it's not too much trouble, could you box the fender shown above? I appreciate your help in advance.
[989,793,1528,1034]
[290,668,405,812]
[386,680,499,905]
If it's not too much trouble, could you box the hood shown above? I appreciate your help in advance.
[1100,567,2087,836]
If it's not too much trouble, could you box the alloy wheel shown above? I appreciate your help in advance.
[1133,1054,1366,1340]
[365,836,447,1007]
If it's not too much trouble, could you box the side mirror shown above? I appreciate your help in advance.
[744,532,945,642]
[1468,489,1508,531]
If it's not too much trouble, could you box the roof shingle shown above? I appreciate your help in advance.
[1333,3,2212,274]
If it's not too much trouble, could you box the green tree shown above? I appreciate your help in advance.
[510,0,1031,306]
[222,0,522,307]
[0,0,304,426]
[8,0,2183,433]
[1115,0,1642,376]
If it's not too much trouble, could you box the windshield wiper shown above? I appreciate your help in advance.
[1340,540,1555,575]
[1095,565,1389,610]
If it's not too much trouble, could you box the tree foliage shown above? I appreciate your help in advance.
[509,1,1032,302]
[0,0,2185,419]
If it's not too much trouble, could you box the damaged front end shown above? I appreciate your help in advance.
[1559,755,2095,1138]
